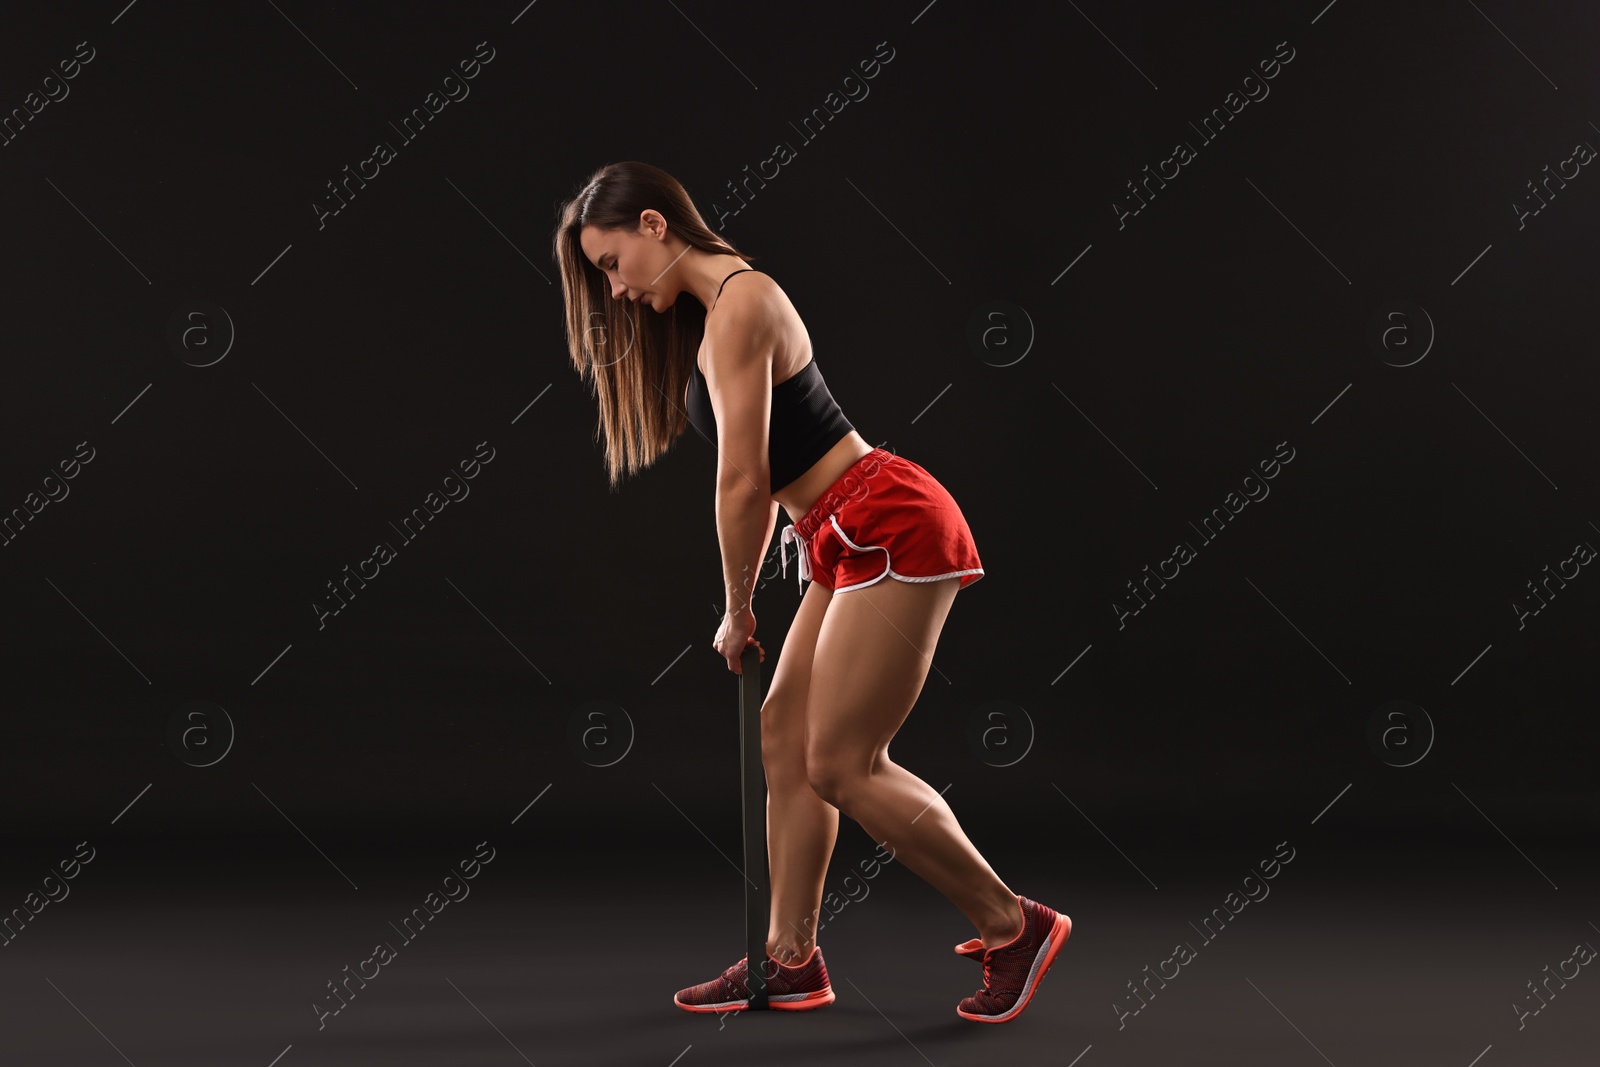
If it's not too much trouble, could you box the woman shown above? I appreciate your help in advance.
[553,161,1071,1024]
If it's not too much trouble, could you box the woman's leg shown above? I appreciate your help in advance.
[804,576,1024,948]
[760,579,839,966]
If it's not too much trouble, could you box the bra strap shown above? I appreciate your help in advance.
[712,268,759,311]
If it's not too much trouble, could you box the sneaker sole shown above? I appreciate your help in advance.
[956,911,1072,1023]
[674,986,836,1013]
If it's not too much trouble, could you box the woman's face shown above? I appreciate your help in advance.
[580,218,673,312]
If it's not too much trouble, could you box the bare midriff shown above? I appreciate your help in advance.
[772,429,874,527]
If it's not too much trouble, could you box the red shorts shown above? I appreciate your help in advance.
[779,448,985,594]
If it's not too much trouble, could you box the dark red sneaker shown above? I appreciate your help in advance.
[952,894,1072,1022]
[673,944,836,1013]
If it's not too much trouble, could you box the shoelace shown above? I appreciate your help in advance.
[973,945,1022,1001]
[724,956,774,993]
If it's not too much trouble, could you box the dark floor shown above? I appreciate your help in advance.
[3,832,1595,1066]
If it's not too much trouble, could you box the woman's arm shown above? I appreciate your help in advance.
[719,493,779,618]
[704,278,779,618]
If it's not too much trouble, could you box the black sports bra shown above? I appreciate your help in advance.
[685,268,856,493]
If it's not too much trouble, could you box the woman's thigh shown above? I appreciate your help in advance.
[761,578,833,772]
[804,575,961,792]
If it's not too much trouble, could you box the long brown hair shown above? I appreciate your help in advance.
[553,161,756,490]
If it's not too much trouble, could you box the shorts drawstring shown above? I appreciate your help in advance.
[780,523,812,595]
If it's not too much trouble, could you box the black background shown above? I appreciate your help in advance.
[2,2,1596,1064]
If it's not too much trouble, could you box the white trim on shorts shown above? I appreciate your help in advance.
[823,515,984,593]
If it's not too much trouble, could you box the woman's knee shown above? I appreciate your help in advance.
[804,763,845,806]
[804,745,875,807]
[760,697,809,778]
